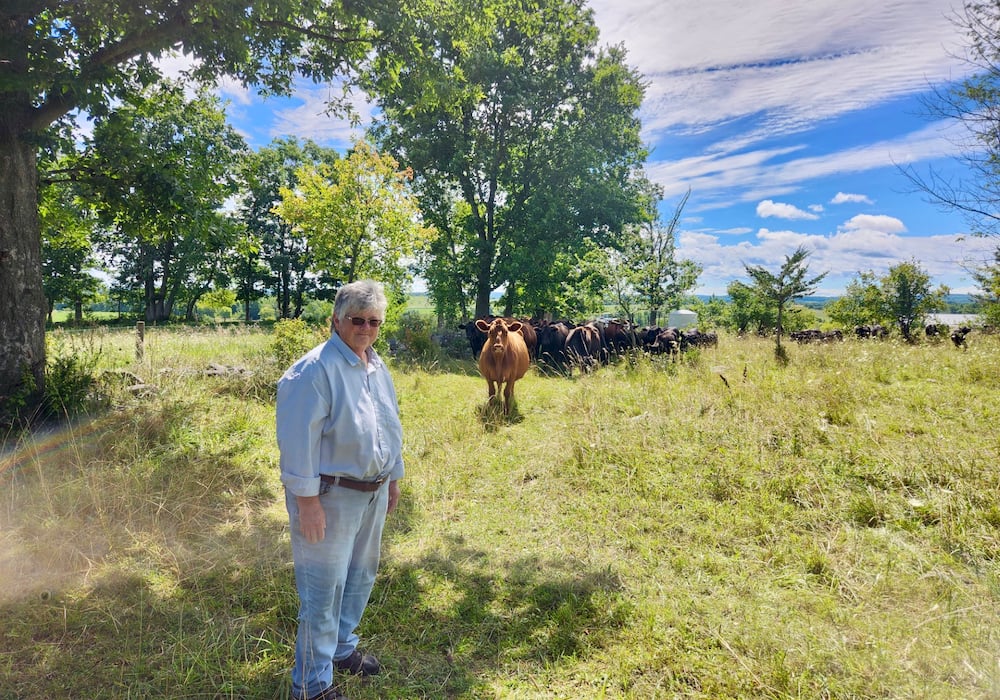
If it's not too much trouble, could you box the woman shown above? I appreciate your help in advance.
[276,280,404,700]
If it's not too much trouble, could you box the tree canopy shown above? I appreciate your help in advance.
[274,139,430,302]
[82,83,246,322]
[365,0,652,320]
[237,138,343,320]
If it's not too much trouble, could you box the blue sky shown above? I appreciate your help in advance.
[199,0,996,296]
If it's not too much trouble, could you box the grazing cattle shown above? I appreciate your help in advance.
[638,326,662,353]
[587,319,610,364]
[925,323,946,338]
[951,326,972,348]
[680,329,718,349]
[536,320,574,373]
[855,324,888,339]
[790,328,843,343]
[603,319,640,357]
[514,318,538,360]
[651,327,681,356]
[565,323,602,373]
[476,317,530,414]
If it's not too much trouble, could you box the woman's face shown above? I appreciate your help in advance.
[333,309,383,358]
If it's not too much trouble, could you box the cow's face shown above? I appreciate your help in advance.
[486,320,511,355]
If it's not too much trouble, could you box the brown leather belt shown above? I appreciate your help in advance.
[320,474,388,492]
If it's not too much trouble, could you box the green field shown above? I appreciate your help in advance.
[2,325,999,698]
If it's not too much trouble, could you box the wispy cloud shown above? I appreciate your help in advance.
[269,81,375,147]
[592,0,968,145]
[831,192,874,205]
[649,119,966,205]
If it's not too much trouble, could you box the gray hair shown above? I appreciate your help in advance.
[332,280,388,329]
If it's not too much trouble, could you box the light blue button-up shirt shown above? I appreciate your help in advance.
[276,332,404,497]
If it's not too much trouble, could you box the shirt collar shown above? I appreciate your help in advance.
[329,332,383,369]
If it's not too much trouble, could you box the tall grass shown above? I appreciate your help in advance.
[2,328,999,699]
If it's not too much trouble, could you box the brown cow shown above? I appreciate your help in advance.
[476,317,531,415]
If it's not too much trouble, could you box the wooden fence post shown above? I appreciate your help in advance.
[136,321,145,361]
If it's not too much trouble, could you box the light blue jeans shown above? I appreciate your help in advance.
[286,483,388,699]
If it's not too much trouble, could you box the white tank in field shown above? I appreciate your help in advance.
[667,308,698,328]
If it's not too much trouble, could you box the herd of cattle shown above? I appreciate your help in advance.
[462,315,978,413]
[791,323,974,348]
[463,316,718,413]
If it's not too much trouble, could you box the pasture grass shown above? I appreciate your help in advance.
[1,327,999,698]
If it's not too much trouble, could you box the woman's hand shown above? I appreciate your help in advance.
[387,480,401,515]
[296,495,326,543]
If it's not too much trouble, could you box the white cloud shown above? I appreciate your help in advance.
[679,218,995,295]
[831,192,874,205]
[757,200,820,220]
[839,214,907,234]
[269,81,376,147]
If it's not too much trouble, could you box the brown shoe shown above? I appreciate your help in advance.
[334,648,381,676]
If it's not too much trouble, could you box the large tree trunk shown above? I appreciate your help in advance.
[0,117,47,411]
[474,233,493,318]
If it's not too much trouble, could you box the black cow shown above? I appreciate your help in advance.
[651,327,681,356]
[536,320,574,373]
[855,324,888,339]
[680,329,718,349]
[565,323,602,373]
[790,329,843,343]
[459,317,492,359]
[951,326,972,348]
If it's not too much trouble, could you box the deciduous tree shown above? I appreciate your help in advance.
[273,140,429,301]
[83,83,245,322]
[0,0,403,411]
[743,246,828,356]
[624,189,702,326]
[40,179,101,324]
[239,138,343,319]
[827,262,948,339]
[882,261,949,340]
[366,0,651,320]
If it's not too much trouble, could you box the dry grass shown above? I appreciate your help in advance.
[2,328,999,699]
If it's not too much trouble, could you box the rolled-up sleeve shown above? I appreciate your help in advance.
[276,355,331,497]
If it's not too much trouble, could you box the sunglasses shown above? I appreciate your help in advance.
[346,315,383,328]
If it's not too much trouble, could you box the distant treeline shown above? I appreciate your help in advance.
[793,294,982,314]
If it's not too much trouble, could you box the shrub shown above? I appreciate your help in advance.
[301,299,334,326]
[42,332,104,419]
[270,318,321,368]
[388,311,438,362]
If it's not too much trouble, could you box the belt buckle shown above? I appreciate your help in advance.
[319,480,332,495]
